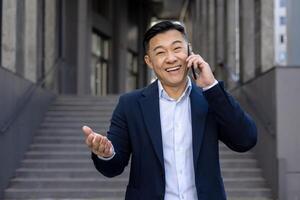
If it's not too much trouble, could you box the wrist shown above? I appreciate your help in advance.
[202,79,218,91]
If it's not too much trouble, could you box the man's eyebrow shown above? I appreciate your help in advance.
[153,45,164,52]
[172,40,183,45]
[152,40,184,52]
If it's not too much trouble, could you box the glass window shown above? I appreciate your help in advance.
[91,31,109,96]
[280,16,286,25]
[92,0,110,19]
[280,0,286,7]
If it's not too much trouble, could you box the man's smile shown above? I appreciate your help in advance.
[165,65,181,72]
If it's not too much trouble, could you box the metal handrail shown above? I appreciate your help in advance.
[0,58,64,134]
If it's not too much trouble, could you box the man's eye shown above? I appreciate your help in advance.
[174,47,182,52]
[156,51,164,55]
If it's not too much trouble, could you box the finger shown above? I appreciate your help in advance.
[92,134,102,150]
[86,133,94,147]
[82,125,93,137]
[103,141,112,156]
[98,137,108,153]
[187,56,200,68]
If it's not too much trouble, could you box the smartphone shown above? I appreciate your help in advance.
[187,44,197,80]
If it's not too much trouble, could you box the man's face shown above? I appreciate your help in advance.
[144,29,189,88]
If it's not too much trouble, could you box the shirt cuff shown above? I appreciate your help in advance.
[202,79,218,91]
[97,146,116,161]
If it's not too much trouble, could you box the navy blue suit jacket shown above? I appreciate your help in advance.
[92,80,257,200]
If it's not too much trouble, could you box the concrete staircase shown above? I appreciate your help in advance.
[4,95,273,199]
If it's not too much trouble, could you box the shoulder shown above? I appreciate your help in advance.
[118,80,158,102]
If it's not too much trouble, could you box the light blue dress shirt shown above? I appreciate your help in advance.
[158,77,198,200]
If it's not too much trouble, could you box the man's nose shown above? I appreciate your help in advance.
[165,52,177,63]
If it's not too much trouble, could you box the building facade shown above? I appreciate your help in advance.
[1,0,300,199]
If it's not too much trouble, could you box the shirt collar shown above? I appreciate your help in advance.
[158,77,192,102]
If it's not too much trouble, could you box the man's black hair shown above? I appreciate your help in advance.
[143,20,187,53]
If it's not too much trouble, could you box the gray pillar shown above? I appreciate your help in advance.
[112,0,128,93]
[260,0,274,72]
[200,0,208,59]
[24,0,38,82]
[239,0,256,82]
[44,0,58,91]
[15,0,25,76]
[61,0,78,94]
[77,0,90,95]
[207,0,216,70]
[225,0,239,89]
[193,0,201,53]
[1,0,17,72]
[215,0,226,81]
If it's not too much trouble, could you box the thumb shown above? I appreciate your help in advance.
[82,125,94,137]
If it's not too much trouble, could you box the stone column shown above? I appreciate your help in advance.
[44,0,58,91]
[77,0,90,95]
[215,0,226,81]
[24,0,38,82]
[2,0,17,72]
[199,0,208,59]
[260,0,274,72]
[225,0,239,89]
[239,0,256,82]
[207,0,216,70]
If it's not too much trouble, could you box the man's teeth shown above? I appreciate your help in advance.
[166,66,180,72]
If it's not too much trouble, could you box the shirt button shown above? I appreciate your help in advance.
[179,170,183,174]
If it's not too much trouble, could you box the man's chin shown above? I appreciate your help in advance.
[163,77,188,87]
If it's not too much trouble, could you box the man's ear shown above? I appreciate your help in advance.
[144,55,153,69]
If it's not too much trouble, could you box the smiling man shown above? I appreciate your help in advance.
[82,21,257,200]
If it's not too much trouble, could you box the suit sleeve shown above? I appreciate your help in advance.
[203,82,257,152]
[91,95,131,177]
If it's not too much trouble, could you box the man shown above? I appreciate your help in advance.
[82,21,257,200]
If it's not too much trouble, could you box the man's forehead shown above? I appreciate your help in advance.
[149,31,185,49]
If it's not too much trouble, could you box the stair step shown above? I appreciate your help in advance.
[4,188,126,199]
[220,159,258,168]
[225,188,272,197]
[223,178,267,188]
[46,111,114,117]
[43,117,112,122]
[21,159,95,168]
[48,106,115,111]
[15,168,130,178]
[52,101,117,105]
[40,122,110,129]
[221,168,262,177]
[8,178,128,189]
[29,144,87,151]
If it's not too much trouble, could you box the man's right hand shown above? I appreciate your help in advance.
[82,125,114,158]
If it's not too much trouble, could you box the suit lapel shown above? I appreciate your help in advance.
[138,81,164,168]
[190,83,208,170]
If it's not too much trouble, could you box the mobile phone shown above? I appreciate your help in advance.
[187,44,197,80]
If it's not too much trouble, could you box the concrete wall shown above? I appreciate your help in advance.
[276,67,300,199]
[0,67,55,198]
[232,66,300,199]
[232,68,278,198]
